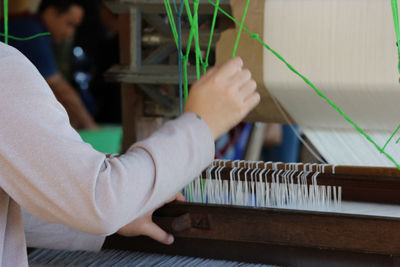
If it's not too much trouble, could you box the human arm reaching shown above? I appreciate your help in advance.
[0,45,258,242]
[114,57,260,241]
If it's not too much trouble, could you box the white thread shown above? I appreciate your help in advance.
[185,162,342,212]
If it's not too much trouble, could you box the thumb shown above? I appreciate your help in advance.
[143,222,175,245]
[166,192,186,203]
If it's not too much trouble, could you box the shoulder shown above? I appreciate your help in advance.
[0,41,22,59]
[0,42,38,71]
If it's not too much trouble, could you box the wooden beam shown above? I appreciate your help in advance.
[104,0,231,14]
[119,12,144,151]
[104,202,400,266]
[105,64,198,85]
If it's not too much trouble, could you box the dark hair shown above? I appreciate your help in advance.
[38,0,84,14]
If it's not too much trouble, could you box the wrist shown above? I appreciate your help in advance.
[184,111,217,140]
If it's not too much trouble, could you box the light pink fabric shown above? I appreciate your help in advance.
[0,43,215,266]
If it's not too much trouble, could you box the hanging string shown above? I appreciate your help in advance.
[192,1,203,80]
[173,0,185,115]
[185,0,205,79]
[384,0,400,151]
[164,0,179,48]
[1,0,50,43]
[0,32,50,41]
[183,0,195,102]
[232,0,250,58]
[180,0,205,99]
[204,0,220,73]
[164,0,185,114]
[3,0,8,44]
[382,123,400,151]
[391,0,400,83]
[270,95,327,164]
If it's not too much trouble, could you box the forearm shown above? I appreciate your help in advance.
[1,72,214,235]
[23,209,105,252]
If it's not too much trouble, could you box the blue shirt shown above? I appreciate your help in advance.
[1,16,57,78]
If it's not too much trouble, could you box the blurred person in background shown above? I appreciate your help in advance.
[73,0,121,124]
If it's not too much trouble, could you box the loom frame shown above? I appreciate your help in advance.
[104,200,400,266]
[103,164,400,266]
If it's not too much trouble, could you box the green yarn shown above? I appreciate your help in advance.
[204,0,220,73]
[3,0,8,44]
[1,0,50,43]
[391,0,400,80]
[0,32,50,41]
[232,0,250,58]
[383,123,400,151]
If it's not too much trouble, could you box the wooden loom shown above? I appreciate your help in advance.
[101,161,400,266]
[24,0,397,266]
[100,1,400,266]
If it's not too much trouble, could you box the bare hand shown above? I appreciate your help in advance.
[185,57,260,140]
[117,193,186,245]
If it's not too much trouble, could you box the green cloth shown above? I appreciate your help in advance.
[79,125,122,154]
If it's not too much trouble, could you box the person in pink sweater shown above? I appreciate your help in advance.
[0,42,259,266]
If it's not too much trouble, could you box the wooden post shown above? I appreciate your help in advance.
[119,8,143,151]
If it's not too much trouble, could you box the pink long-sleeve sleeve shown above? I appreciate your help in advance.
[0,43,215,266]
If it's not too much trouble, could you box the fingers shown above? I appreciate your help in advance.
[216,57,243,78]
[231,69,252,91]
[243,92,261,114]
[143,222,174,245]
[166,192,186,204]
[239,79,257,101]
[175,192,186,202]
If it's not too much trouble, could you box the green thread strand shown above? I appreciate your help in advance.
[207,0,252,35]
[206,0,400,169]
[166,0,179,43]
[184,0,194,60]
[382,123,400,151]
[181,0,196,104]
[201,178,206,203]
[184,0,204,80]
[392,0,400,80]
[389,0,400,150]
[164,0,186,112]
[204,0,220,73]
[1,0,50,43]
[232,0,250,58]
[172,0,185,114]
[193,1,202,80]
[183,56,189,103]
[3,0,8,44]
[164,0,179,49]
[183,25,193,103]
[0,32,50,41]
[172,0,185,14]
[188,183,193,202]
